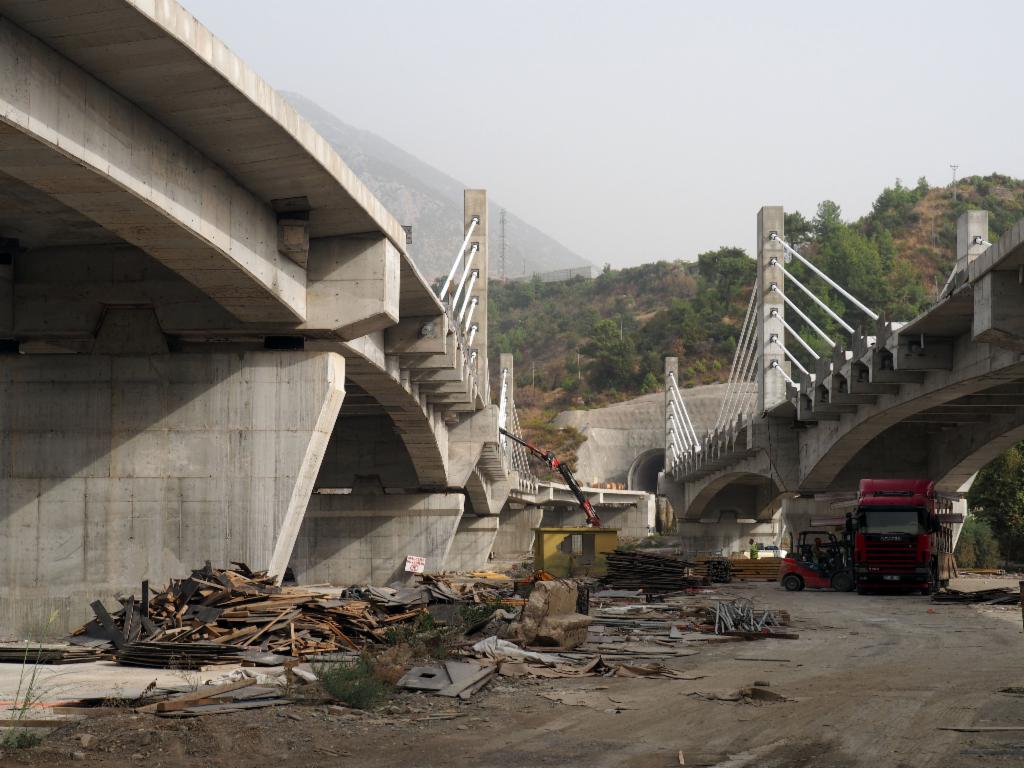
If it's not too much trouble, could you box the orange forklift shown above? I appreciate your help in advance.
[779,528,855,592]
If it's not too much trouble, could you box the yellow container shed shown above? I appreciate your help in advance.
[532,527,619,577]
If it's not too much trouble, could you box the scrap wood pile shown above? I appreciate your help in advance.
[136,678,289,717]
[0,644,106,665]
[932,587,1021,605]
[694,557,782,582]
[604,550,703,593]
[69,562,487,668]
[702,557,732,584]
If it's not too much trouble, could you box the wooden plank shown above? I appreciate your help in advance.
[136,679,255,714]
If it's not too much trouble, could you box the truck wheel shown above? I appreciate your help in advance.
[782,574,803,591]
[830,570,855,592]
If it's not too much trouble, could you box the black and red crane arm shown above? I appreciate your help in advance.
[499,427,601,527]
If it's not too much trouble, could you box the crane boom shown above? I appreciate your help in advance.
[499,427,601,527]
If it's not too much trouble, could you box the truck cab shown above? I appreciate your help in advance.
[854,479,956,594]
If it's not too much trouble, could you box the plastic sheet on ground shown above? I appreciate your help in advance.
[471,636,562,665]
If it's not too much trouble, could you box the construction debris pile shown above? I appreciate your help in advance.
[604,550,702,593]
[587,591,797,652]
[68,562,510,668]
[702,599,796,639]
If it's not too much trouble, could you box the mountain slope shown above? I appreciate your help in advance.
[283,92,590,280]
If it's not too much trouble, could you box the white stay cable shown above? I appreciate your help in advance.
[715,283,758,431]
[770,284,836,348]
[451,246,479,308]
[770,334,810,377]
[722,327,758,428]
[668,401,692,449]
[716,286,757,436]
[770,258,855,334]
[461,296,479,331]
[769,360,795,387]
[735,327,762,420]
[458,270,479,321]
[673,380,701,449]
[497,368,509,447]
[667,413,686,455]
[439,217,480,298]
[770,309,820,360]
[769,233,879,321]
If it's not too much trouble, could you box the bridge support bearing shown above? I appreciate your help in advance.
[290,492,465,586]
[0,349,345,635]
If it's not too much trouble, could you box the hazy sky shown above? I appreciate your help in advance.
[185,0,1023,268]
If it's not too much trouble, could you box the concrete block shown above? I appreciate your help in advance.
[973,270,1024,351]
[305,235,400,339]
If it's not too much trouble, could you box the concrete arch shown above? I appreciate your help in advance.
[799,342,1024,493]
[628,449,665,492]
[819,397,1024,496]
[343,354,449,487]
[684,471,784,524]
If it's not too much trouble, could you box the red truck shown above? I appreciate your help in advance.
[853,479,957,594]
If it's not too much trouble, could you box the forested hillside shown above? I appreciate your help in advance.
[490,174,1024,412]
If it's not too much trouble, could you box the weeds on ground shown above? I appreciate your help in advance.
[315,655,393,710]
[3,611,60,750]
[168,655,203,692]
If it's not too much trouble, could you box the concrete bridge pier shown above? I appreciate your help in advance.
[290,492,465,586]
[677,513,782,558]
[0,332,345,632]
[445,514,501,572]
[493,503,544,558]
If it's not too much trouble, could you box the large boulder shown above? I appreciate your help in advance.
[508,580,591,650]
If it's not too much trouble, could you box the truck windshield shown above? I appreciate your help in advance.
[857,506,926,535]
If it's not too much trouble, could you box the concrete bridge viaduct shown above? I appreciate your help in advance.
[0,0,516,632]
[661,206,1024,550]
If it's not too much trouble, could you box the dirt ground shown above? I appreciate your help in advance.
[3,576,1024,768]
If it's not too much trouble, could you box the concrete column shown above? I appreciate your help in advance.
[0,239,13,337]
[290,492,465,586]
[598,499,655,539]
[493,504,544,557]
[464,190,489,399]
[758,207,786,412]
[664,356,679,463]
[956,210,989,274]
[0,350,345,634]
[445,514,500,572]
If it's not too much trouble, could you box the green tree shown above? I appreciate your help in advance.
[967,443,1024,562]
[581,318,637,391]
[954,516,1001,569]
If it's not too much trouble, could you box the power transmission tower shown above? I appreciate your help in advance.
[950,164,959,202]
